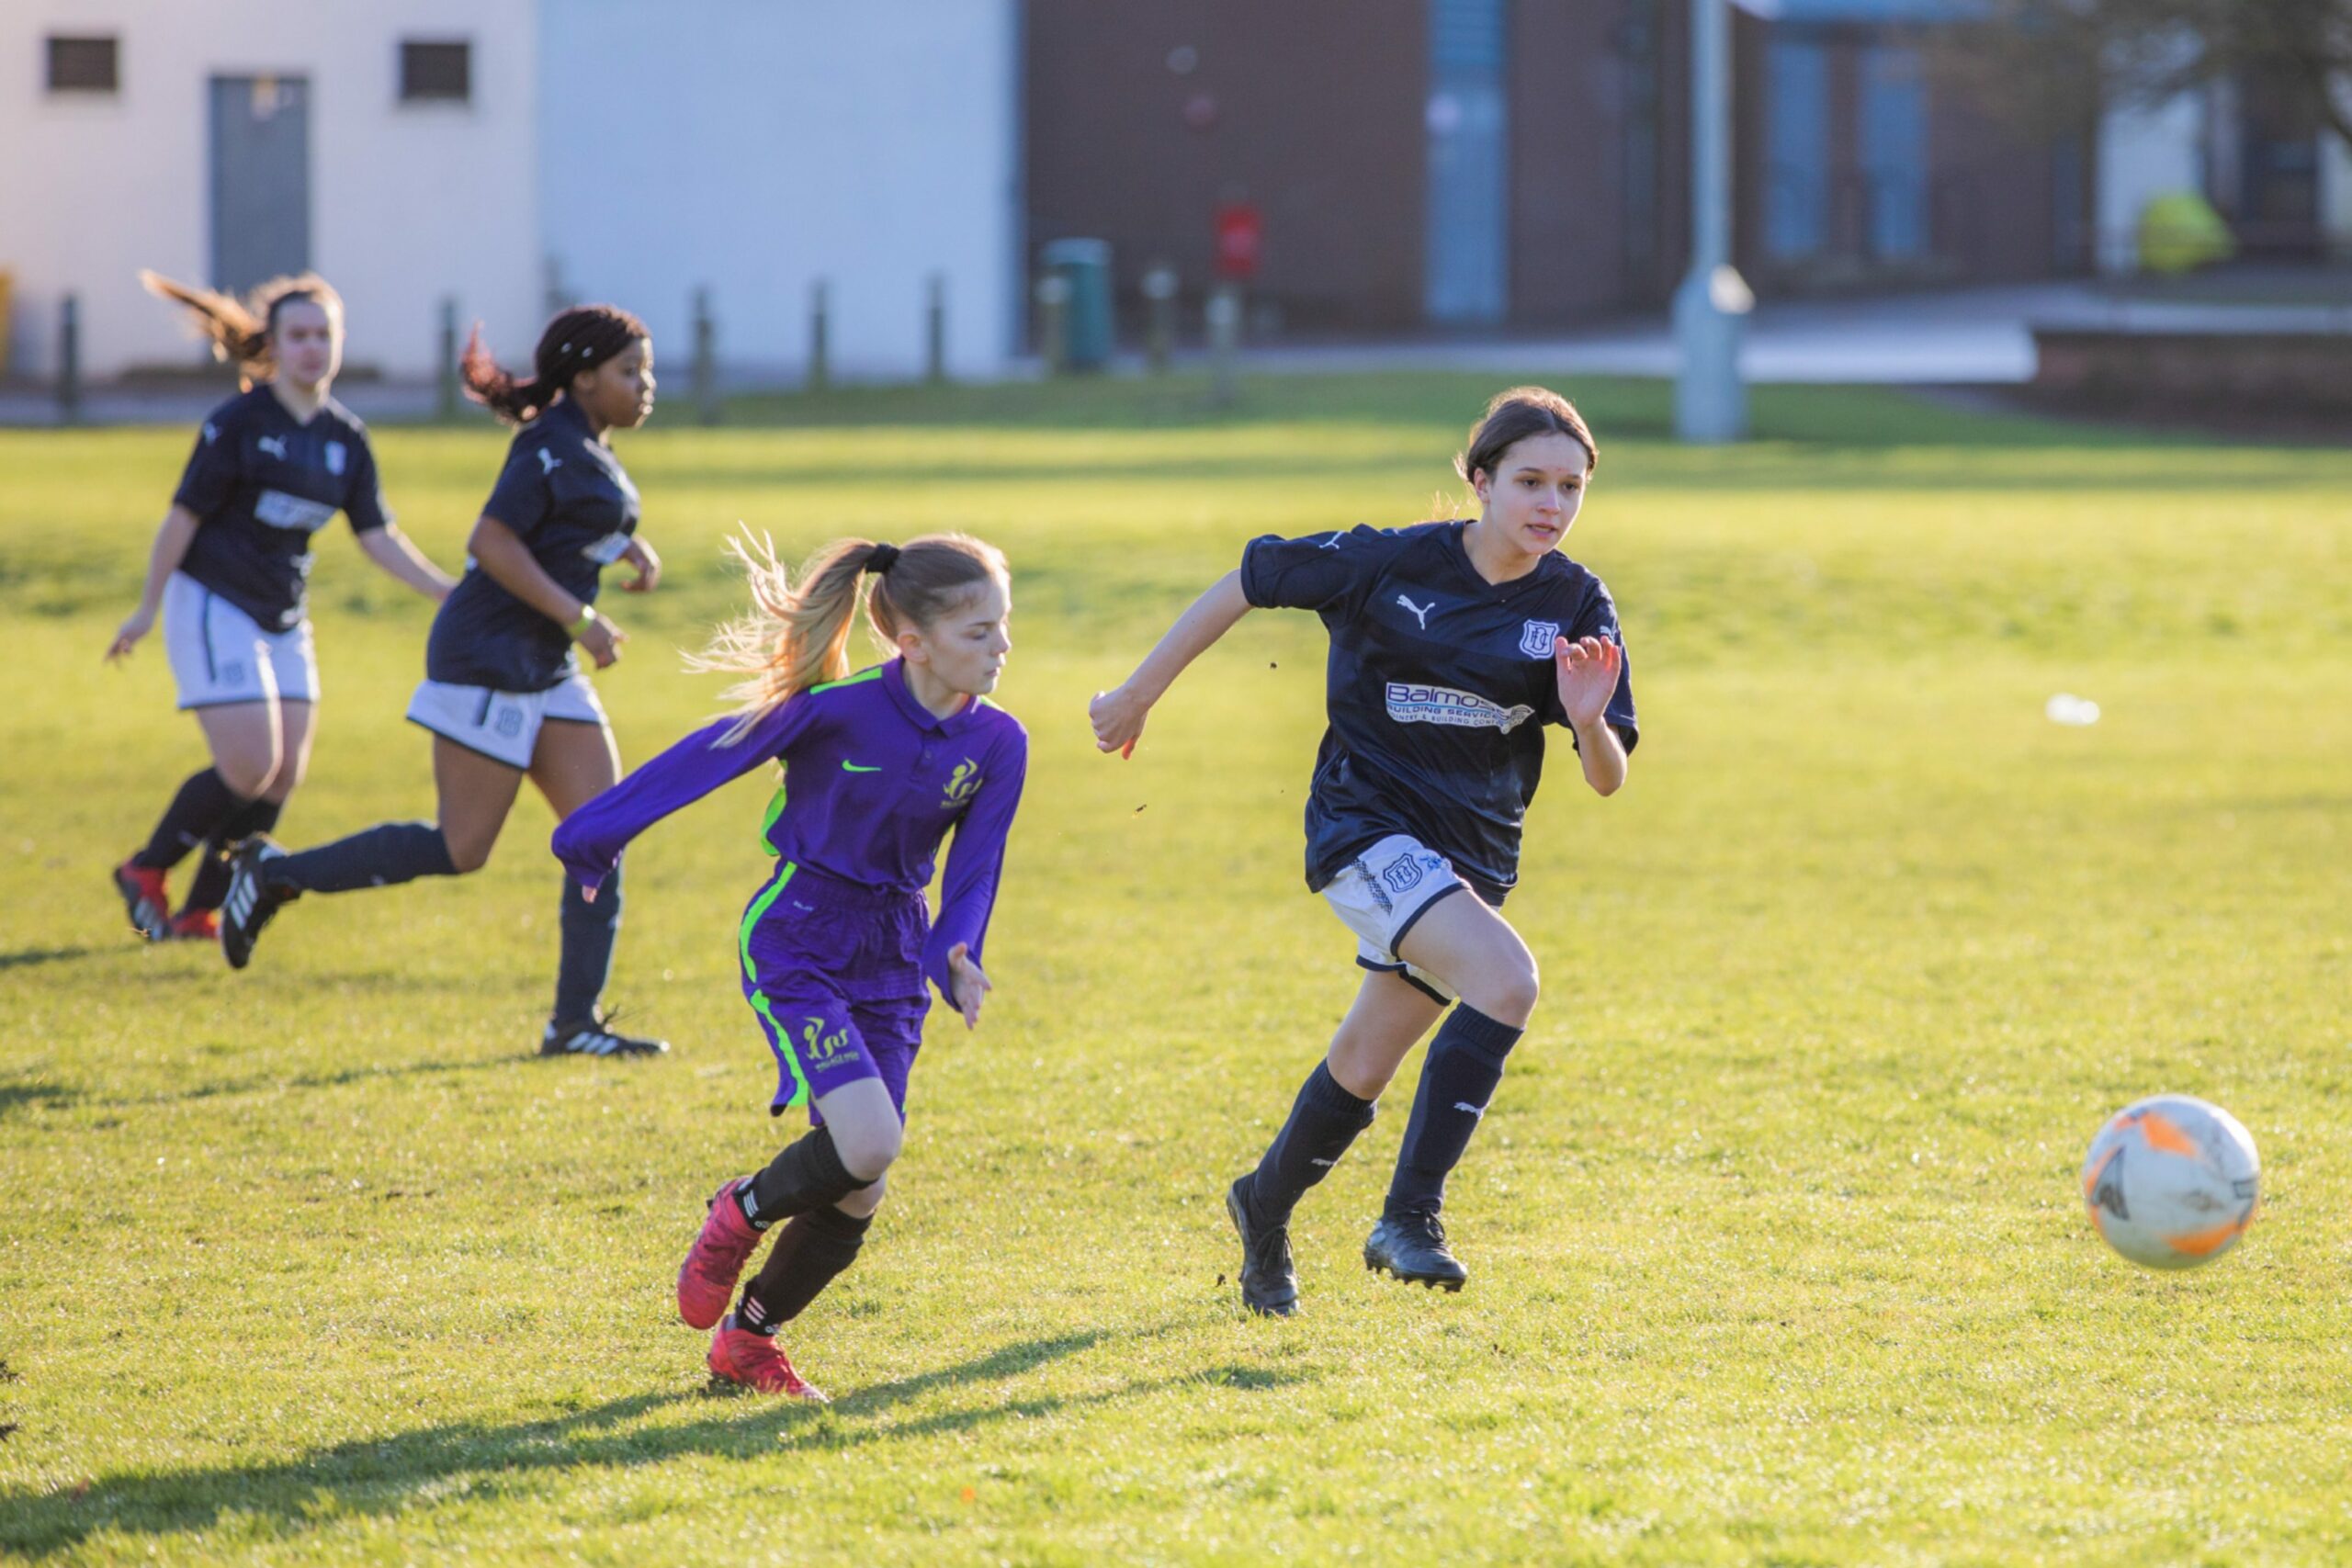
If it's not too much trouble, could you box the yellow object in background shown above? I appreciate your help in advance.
[2138,191,2234,276]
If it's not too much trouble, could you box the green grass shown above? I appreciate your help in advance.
[1,375,2347,1564]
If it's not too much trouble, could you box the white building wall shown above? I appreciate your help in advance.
[2095,89,2207,275]
[538,0,1020,381]
[0,2,539,379]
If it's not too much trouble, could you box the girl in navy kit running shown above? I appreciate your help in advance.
[1091,387,1637,1316]
[553,532,1023,1400]
[107,271,457,942]
[223,306,671,1058]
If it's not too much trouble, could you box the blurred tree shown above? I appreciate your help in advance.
[1934,0,2352,152]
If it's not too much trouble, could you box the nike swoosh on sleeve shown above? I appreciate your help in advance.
[841,761,882,773]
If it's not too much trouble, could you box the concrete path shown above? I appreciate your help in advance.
[7,283,2348,426]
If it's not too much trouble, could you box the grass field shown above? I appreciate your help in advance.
[1,375,2346,1565]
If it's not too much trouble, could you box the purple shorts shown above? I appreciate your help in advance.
[738,861,929,1122]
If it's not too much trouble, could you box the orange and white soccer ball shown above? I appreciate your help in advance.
[2080,1095,2260,1270]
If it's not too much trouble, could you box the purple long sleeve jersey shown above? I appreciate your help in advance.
[551,659,1028,1007]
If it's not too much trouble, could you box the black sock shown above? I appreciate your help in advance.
[1384,1004,1523,1218]
[185,798,283,912]
[1243,1061,1377,1229]
[268,821,458,895]
[739,1126,863,1231]
[131,769,248,871]
[737,1205,873,1333]
[550,865,620,1026]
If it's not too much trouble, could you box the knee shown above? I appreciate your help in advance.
[1472,957,1540,1027]
[831,1119,903,1185]
[215,757,277,800]
[443,828,493,874]
[261,768,302,805]
[835,1175,888,1219]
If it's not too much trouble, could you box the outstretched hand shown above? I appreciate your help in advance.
[1553,634,1623,729]
[946,942,991,1029]
[1088,684,1147,759]
[107,606,157,662]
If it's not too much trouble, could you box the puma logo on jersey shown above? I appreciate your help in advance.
[256,435,288,459]
[1317,532,1345,550]
[1453,1101,1488,1120]
[537,447,562,475]
[1396,593,1433,629]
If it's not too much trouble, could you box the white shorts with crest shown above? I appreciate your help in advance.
[1320,833,1472,1005]
[405,671,607,770]
[164,572,319,709]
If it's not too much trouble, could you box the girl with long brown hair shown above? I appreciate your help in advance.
[1092,386,1638,1317]
[106,271,456,943]
[220,305,670,1058]
[552,531,1025,1399]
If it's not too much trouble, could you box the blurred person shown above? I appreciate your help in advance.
[107,271,457,943]
[1091,387,1637,1315]
[220,306,671,1059]
[554,532,1025,1400]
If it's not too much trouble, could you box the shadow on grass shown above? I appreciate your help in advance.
[0,946,102,972]
[96,1055,511,1111]
[0,1330,1305,1555]
[0,1080,80,1118]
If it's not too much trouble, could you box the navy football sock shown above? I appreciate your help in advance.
[132,768,248,871]
[268,821,458,895]
[1244,1061,1377,1229]
[738,1205,872,1332]
[1384,1004,1523,1218]
[741,1126,863,1231]
[550,865,620,1026]
[185,798,283,912]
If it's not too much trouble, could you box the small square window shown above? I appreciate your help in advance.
[47,36,119,94]
[400,39,469,103]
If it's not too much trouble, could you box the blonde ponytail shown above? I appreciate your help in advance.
[693,528,1012,744]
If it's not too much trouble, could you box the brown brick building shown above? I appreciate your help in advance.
[1023,0,2090,336]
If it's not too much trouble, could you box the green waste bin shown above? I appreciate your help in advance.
[1040,239,1114,370]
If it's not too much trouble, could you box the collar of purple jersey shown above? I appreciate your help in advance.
[880,655,984,735]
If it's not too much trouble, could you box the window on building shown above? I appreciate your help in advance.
[47,36,119,94]
[399,40,470,104]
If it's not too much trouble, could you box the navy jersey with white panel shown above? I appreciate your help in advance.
[426,395,639,693]
[1240,521,1637,903]
[172,386,390,630]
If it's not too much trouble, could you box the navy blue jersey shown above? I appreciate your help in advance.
[425,395,639,693]
[172,387,390,630]
[1241,520,1637,902]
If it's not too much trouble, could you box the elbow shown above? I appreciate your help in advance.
[1589,772,1624,799]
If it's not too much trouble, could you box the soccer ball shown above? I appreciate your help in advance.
[2080,1095,2260,1270]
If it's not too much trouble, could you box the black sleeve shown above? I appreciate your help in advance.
[481,437,552,537]
[1239,524,1395,616]
[171,400,245,518]
[342,428,392,535]
[1544,581,1639,752]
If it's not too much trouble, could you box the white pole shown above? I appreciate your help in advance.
[1674,0,1752,443]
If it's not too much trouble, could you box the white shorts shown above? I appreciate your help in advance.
[164,572,319,709]
[405,671,607,770]
[1321,833,1473,1005]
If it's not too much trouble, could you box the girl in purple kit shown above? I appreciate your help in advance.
[552,532,1023,1400]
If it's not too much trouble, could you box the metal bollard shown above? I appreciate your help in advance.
[1205,284,1240,408]
[692,287,720,425]
[436,298,458,421]
[1141,265,1178,375]
[1034,273,1070,376]
[58,293,81,424]
[808,280,831,392]
[925,274,948,385]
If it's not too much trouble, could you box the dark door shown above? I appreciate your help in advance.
[209,74,311,291]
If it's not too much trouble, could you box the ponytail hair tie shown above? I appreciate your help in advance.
[866,543,901,574]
